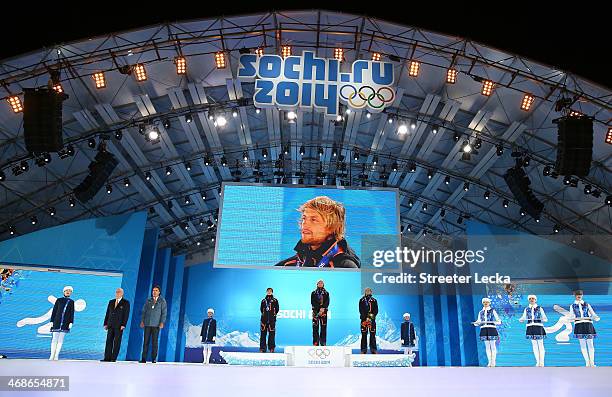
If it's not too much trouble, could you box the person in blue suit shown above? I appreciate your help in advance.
[49,286,75,361]
[200,308,217,364]
[400,312,417,355]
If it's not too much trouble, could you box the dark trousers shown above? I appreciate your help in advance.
[141,326,160,361]
[260,321,276,352]
[312,312,327,346]
[360,319,377,353]
[104,327,124,361]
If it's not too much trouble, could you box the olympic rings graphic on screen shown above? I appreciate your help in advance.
[339,84,395,109]
[308,348,331,359]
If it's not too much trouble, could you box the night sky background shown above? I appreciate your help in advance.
[1,2,609,88]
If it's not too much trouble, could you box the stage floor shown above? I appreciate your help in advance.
[0,359,610,396]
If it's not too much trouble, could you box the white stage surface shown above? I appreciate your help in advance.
[0,359,610,396]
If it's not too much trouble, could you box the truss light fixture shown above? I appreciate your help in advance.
[255,47,264,57]
[69,197,76,207]
[299,145,305,156]
[106,184,112,194]
[214,115,227,127]
[145,171,152,181]
[146,127,160,142]
[332,145,338,157]
[463,182,470,191]
[606,195,612,206]
[474,138,482,150]
[163,119,171,129]
[31,216,38,225]
[440,208,446,218]
[427,169,433,179]
[366,111,371,119]
[553,224,560,234]
[93,72,106,88]
[502,199,509,208]
[563,175,571,185]
[457,216,463,225]
[134,64,147,81]
[185,113,193,123]
[87,138,96,149]
[0,170,5,182]
[521,93,535,111]
[453,132,460,142]
[392,161,399,172]
[185,162,192,172]
[583,184,592,195]
[281,45,292,58]
[123,178,130,187]
[221,156,228,167]
[232,109,238,118]
[408,60,420,77]
[255,108,261,114]
[371,52,381,62]
[334,48,344,62]
[317,146,324,157]
[444,175,450,185]
[287,110,297,123]
[446,68,458,84]
[243,151,249,161]
[397,123,408,135]
[175,56,187,75]
[184,196,191,205]
[520,208,526,216]
[543,166,551,176]
[481,80,494,96]
[48,207,56,216]
[408,198,414,207]
[496,144,504,156]
[262,148,268,158]
[462,141,472,153]
[373,155,378,165]
[409,162,416,172]
[432,124,439,134]
[165,166,172,176]
[484,190,490,200]
[7,95,23,113]
[606,127,612,145]
[214,52,226,69]
[114,130,122,140]
[52,83,63,93]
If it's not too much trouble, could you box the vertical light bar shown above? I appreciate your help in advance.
[175,56,187,75]
[481,80,494,96]
[446,68,458,84]
[371,52,381,61]
[408,60,420,77]
[255,47,264,56]
[281,45,292,59]
[605,127,612,145]
[93,72,106,89]
[134,64,147,81]
[214,52,226,69]
[7,96,23,113]
[520,93,535,111]
[334,48,344,62]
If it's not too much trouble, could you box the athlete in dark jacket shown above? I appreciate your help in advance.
[311,280,330,346]
[275,196,360,268]
[359,288,378,354]
[260,288,280,352]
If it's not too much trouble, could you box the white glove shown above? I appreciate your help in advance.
[68,323,73,329]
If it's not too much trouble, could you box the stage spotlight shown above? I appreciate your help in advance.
[196,240,201,246]
[427,170,433,179]
[392,161,398,172]
[606,127,612,145]
[373,155,378,165]
[474,138,482,150]
[462,141,472,153]
[408,198,414,207]
[9,225,16,235]
[481,80,494,96]
[21,161,29,171]
[444,175,450,185]
[182,223,189,231]
[184,196,191,205]
[262,148,268,158]
[496,144,504,156]
[281,45,292,58]
[591,189,601,198]
[31,216,38,225]
[371,52,381,61]
[553,224,560,233]
[521,93,535,111]
[215,115,227,127]
[366,112,371,119]
[185,162,192,171]
[463,182,470,191]
[410,120,417,130]
[204,155,212,166]
[543,166,551,176]
[283,144,290,155]
[353,150,360,161]
[432,125,439,134]
[287,110,297,122]
[408,61,420,77]
[243,151,249,161]
[407,224,412,232]
[106,184,112,194]
[535,217,540,223]
[0,170,5,182]
[88,138,97,149]
[299,145,305,156]
[453,132,460,142]
[114,130,122,140]
[93,72,106,89]
[51,82,63,93]
[520,208,526,216]
[7,95,23,113]
[201,192,206,200]
[146,127,160,142]
[422,202,428,212]
[446,68,457,84]
[583,185,592,195]
[502,199,509,208]
[214,52,226,69]
[523,156,530,167]
[255,108,261,114]
[145,171,152,181]
[397,124,408,135]
[334,48,344,62]
[163,119,171,129]
[484,191,490,200]
[606,195,612,206]
[255,47,264,57]
[165,166,172,176]
[123,178,130,187]
[48,207,56,216]
[232,109,238,118]
[317,146,324,157]
[563,175,571,185]
[185,113,193,123]
[422,229,428,236]
[570,178,578,188]
[69,197,75,207]
[336,114,344,123]
[175,56,187,75]
[134,64,147,81]
[332,145,338,157]
[409,162,416,172]
[221,156,228,166]
[388,117,394,124]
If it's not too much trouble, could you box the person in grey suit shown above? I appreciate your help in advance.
[139,285,167,363]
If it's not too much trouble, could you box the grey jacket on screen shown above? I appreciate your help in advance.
[141,296,167,327]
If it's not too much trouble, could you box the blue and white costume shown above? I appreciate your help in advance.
[518,295,548,366]
[568,298,600,366]
[200,308,217,365]
[49,286,75,361]
[473,298,501,367]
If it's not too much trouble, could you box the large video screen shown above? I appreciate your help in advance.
[0,265,123,359]
[214,183,400,269]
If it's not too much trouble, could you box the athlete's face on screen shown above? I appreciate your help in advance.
[300,208,333,246]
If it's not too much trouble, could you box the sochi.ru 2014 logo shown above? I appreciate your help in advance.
[238,51,396,117]
[308,347,331,359]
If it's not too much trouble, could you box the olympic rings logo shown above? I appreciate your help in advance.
[339,84,395,109]
[308,348,331,359]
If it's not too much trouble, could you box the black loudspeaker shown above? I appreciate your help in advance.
[23,88,68,153]
[555,116,593,177]
[503,166,544,219]
[73,151,118,203]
